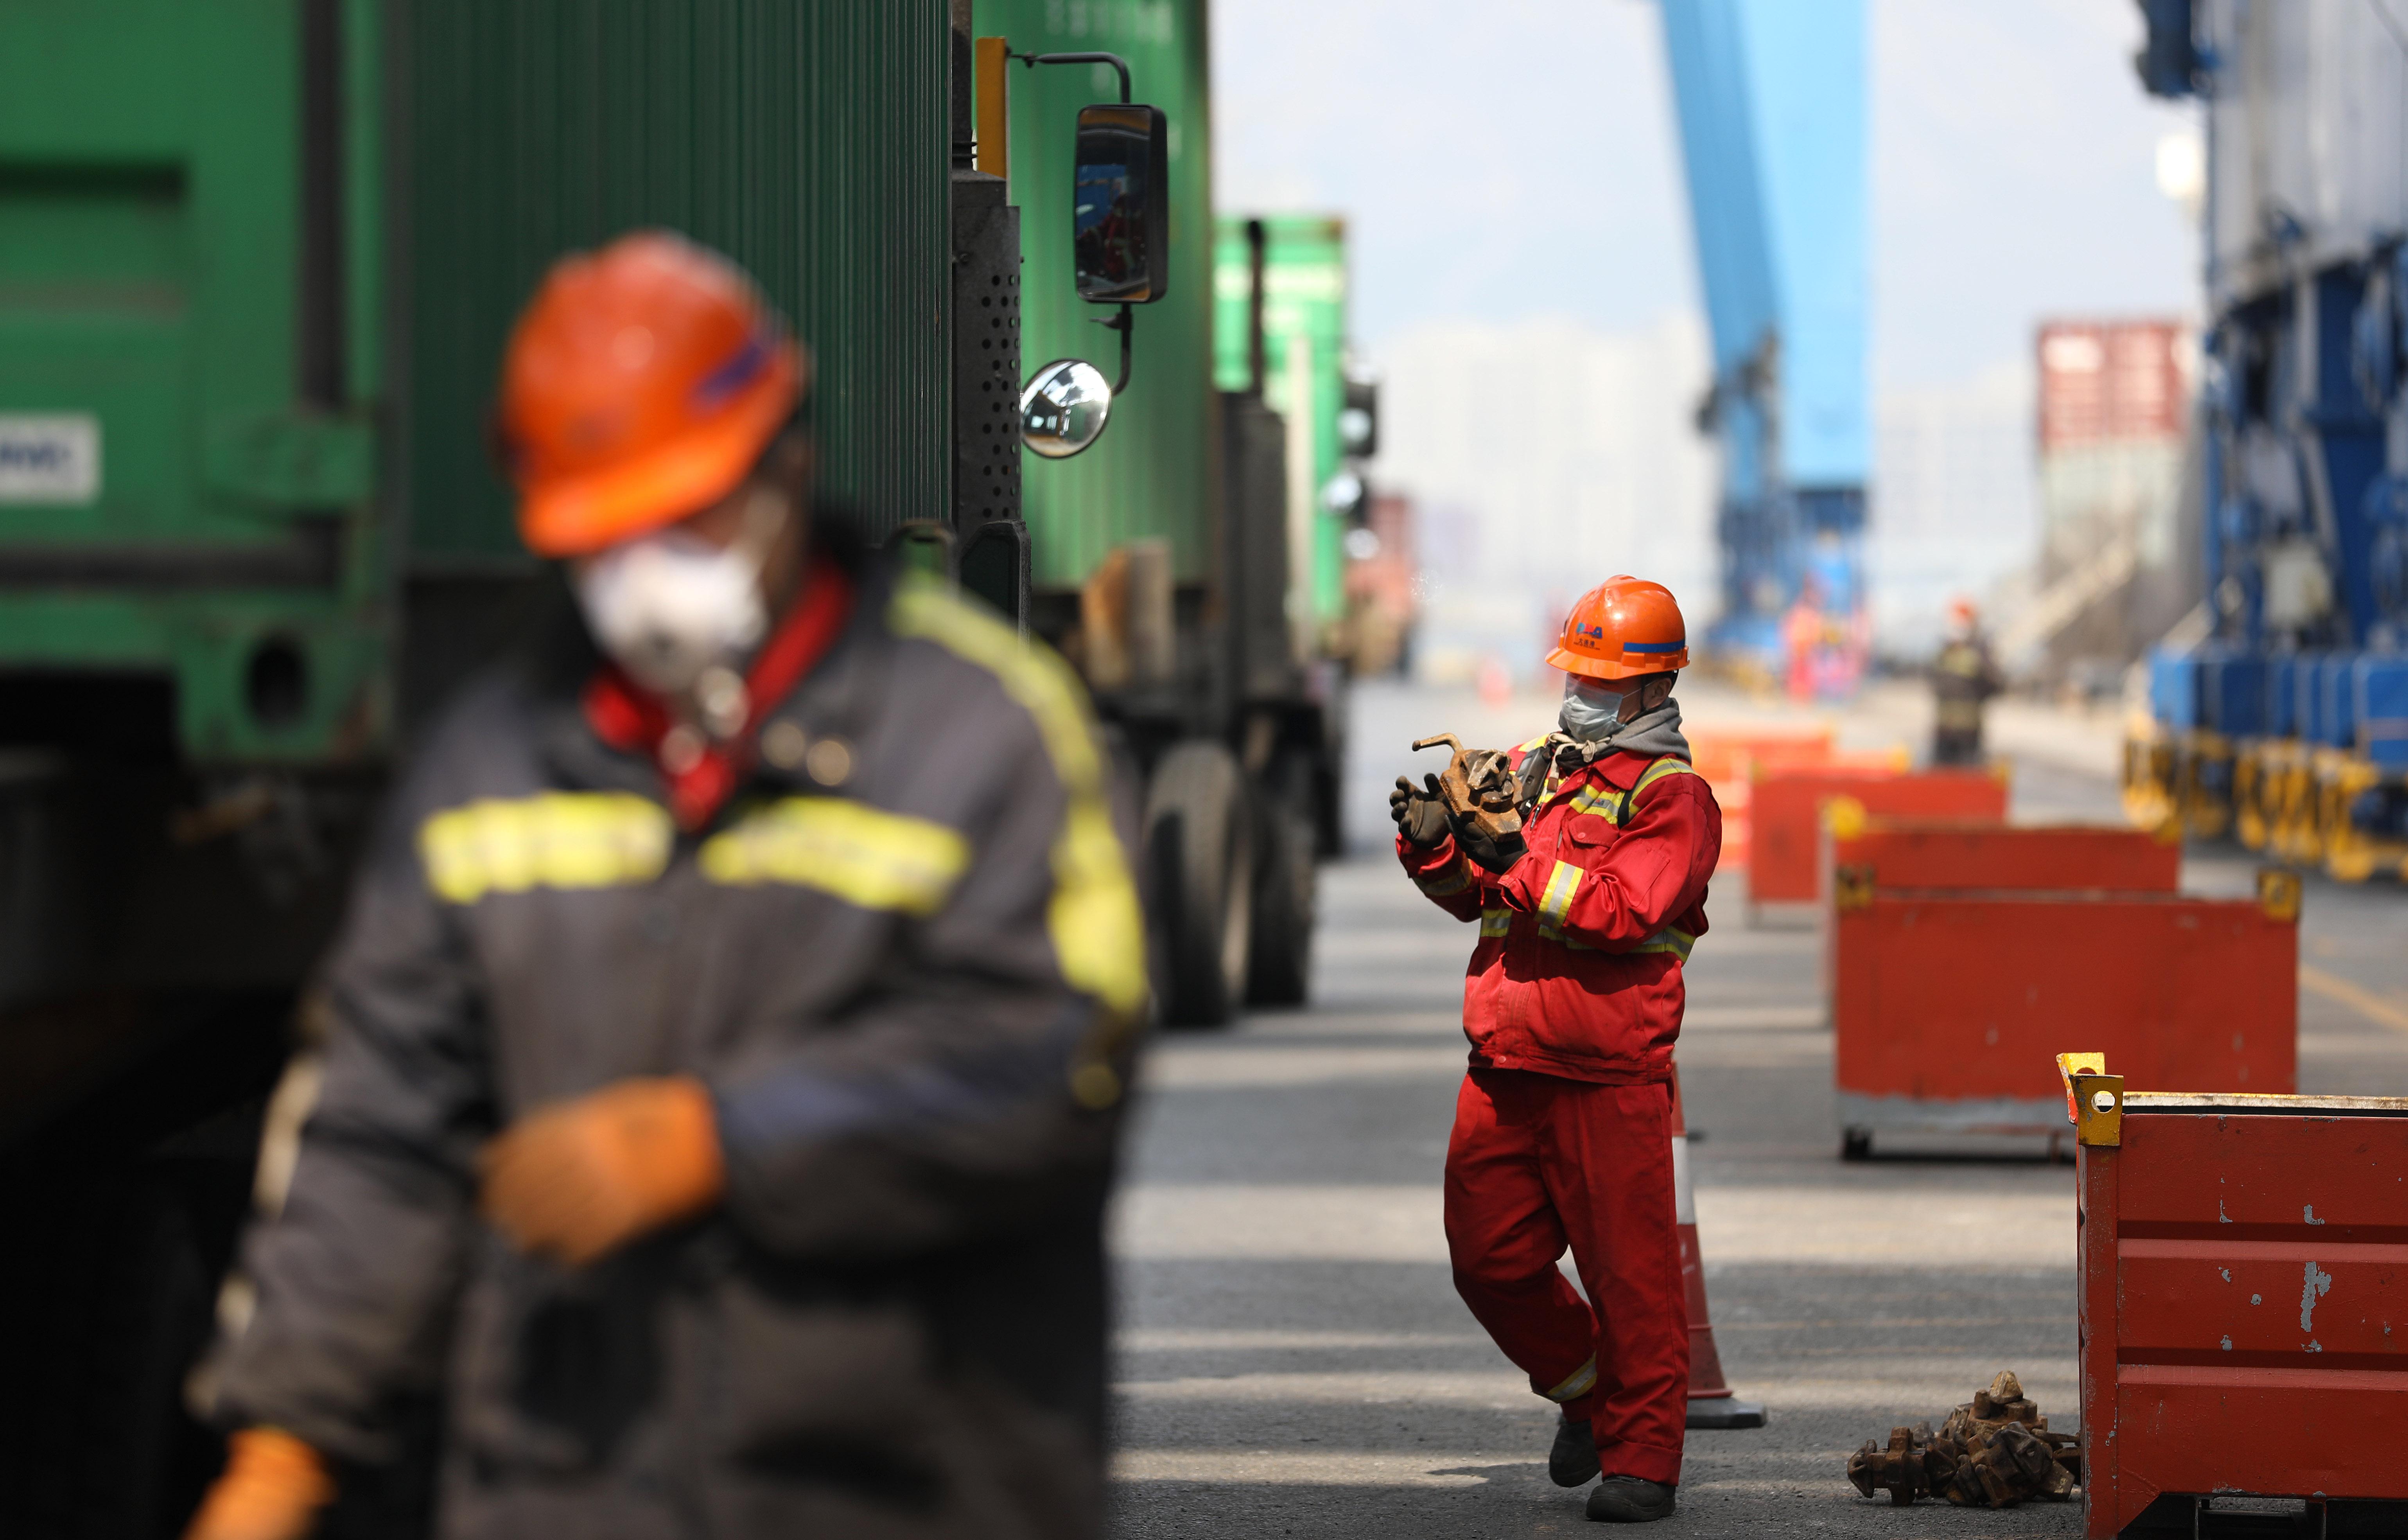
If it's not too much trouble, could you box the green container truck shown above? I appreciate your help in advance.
[0,1,956,1527]
[0,0,1342,1525]
[970,1,1346,1026]
[1212,212,1353,625]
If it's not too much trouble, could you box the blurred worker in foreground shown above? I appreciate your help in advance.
[184,232,1147,1540]
[1389,577,1722,1524]
[1931,596,2003,766]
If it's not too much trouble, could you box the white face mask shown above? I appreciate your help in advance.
[1559,675,1637,745]
[576,521,770,700]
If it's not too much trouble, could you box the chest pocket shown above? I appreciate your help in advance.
[1558,781,1634,848]
[1561,811,1620,849]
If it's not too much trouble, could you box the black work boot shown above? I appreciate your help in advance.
[1586,1475,1676,1522]
[1548,1414,1599,1487]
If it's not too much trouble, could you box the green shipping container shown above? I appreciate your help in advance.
[1212,212,1348,622]
[973,0,1216,592]
[0,0,950,763]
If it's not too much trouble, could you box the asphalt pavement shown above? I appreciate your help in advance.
[1106,677,2408,1538]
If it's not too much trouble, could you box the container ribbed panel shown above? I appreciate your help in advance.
[403,0,948,560]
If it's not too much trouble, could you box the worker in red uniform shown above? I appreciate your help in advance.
[1390,577,1721,1524]
[180,233,1146,1540]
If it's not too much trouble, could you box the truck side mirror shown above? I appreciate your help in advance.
[1020,358,1113,458]
[1073,104,1169,304]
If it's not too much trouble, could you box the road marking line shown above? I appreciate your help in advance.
[2302,966,2408,1034]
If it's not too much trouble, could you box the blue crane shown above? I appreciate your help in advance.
[1655,0,1870,691]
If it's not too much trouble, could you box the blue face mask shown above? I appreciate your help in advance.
[1559,676,1636,745]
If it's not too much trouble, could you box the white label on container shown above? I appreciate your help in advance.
[0,415,102,504]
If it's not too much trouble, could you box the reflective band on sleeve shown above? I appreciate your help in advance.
[1416,855,1471,897]
[1631,926,1697,962]
[891,576,1147,1017]
[699,797,971,915]
[1538,859,1582,929]
[1543,1355,1599,1403]
[1479,908,1511,938]
[420,792,673,904]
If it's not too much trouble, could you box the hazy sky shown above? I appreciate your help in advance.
[1211,0,2202,391]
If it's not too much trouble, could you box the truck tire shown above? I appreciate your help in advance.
[0,1159,240,1538]
[1145,742,1254,1027]
[1246,790,1316,1008]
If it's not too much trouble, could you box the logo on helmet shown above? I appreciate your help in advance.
[691,334,772,412]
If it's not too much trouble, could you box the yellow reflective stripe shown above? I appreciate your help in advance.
[419,792,673,904]
[890,576,1147,1017]
[1566,785,1631,824]
[1042,794,1142,1013]
[1544,1355,1598,1403]
[1416,856,1471,897]
[1479,908,1511,938]
[1517,734,1550,753]
[1542,927,1689,958]
[1630,926,1697,962]
[1633,758,1701,795]
[699,797,970,916]
[1538,859,1582,929]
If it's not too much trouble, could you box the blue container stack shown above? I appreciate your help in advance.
[2199,649,2267,737]
[2316,655,2360,748]
[2266,660,2301,740]
[2357,656,2408,770]
[2151,648,2201,730]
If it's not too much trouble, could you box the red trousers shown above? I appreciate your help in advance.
[1443,1068,1687,1485]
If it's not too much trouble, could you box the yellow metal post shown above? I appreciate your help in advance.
[2055,1054,2124,1149]
[974,37,1009,180]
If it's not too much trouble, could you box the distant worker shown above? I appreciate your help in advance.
[1389,577,1722,1524]
[183,232,1147,1540]
[1931,596,2003,766]
[1781,575,1825,701]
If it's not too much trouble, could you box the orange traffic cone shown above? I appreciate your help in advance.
[1672,1066,1766,1429]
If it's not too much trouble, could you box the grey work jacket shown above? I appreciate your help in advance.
[206,551,1147,1540]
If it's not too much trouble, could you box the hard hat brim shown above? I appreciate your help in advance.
[1548,644,1689,680]
[517,344,800,558]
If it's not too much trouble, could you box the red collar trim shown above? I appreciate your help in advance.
[582,556,856,830]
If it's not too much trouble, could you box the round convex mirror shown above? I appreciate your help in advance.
[1020,358,1113,458]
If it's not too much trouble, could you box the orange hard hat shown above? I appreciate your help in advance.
[1548,575,1690,680]
[499,231,804,558]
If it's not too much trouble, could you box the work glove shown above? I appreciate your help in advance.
[479,1076,725,1267]
[1451,817,1529,876]
[1390,774,1452,846]
[184,1427,332,1540]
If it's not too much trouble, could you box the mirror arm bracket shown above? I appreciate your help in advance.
[1007,48,1132,104]
[1090,304,1133,393]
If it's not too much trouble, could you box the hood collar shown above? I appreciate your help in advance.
[1543,697,1692,783]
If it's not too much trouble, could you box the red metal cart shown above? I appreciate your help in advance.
[1688,724,1839,872]
[1830,819,2180,897]
[1749,766,2007,907]
[1833,876,2298,1155]
[2064,1058,2408,1536]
